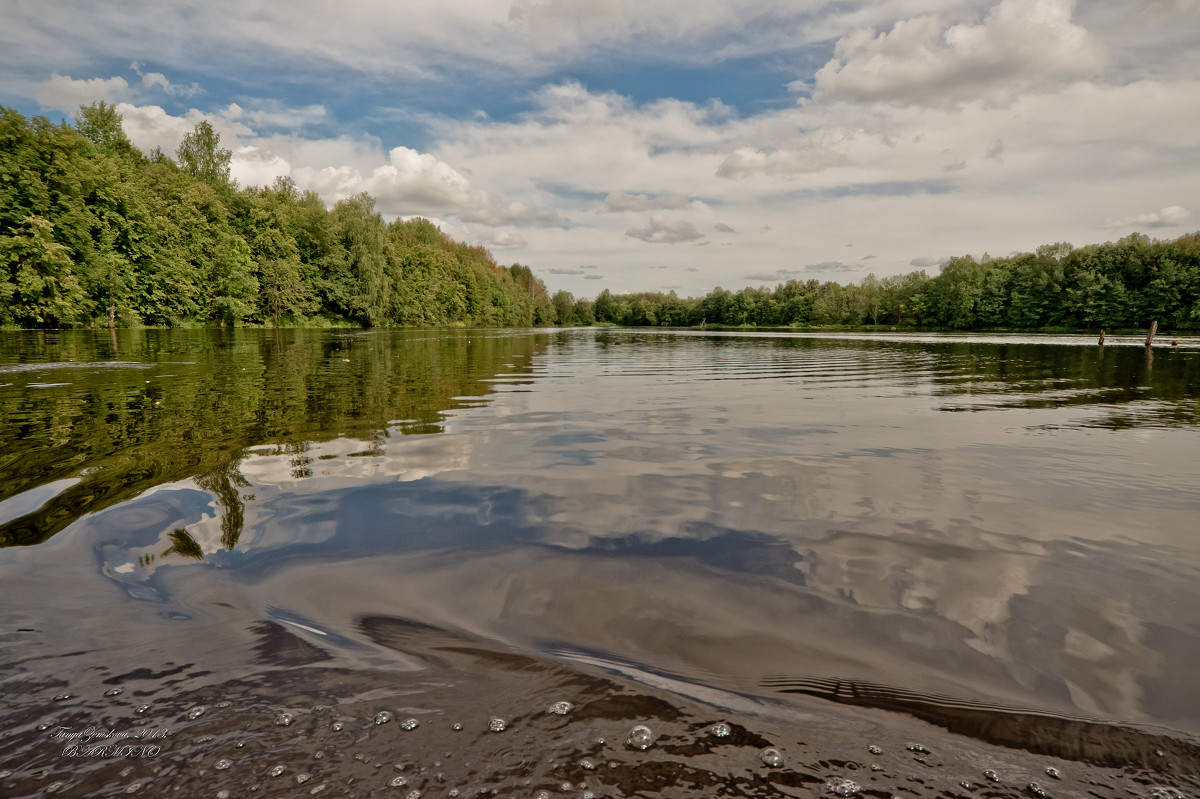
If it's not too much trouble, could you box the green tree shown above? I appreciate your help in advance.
[176,120,232,187]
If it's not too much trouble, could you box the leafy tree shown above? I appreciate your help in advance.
[176,120,232,187]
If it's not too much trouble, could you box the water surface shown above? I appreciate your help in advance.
[2,328,1198,798]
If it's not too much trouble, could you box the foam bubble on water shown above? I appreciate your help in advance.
[217,791,231,799]
[269,766,286,778]
[187,706,206,720]
[53,693,71,701]
[451,722,462,731]
[390,776,408,787]
[134,705,150,715]
[1027,783,1047,797]
[870,764,883,772]
[626,725,653,750]
[580,760,596,771]
[827,778,861,796]
[296,774,311,785]
[235,741,246,749]
[217,701,231,708]
[1045,767,1061,780]
[309,785,327,796]
[547,701,573,715]
[488,717,507,732]
[45,781,64,793]
[404,791,421,799]
[104,688,123,697]
[331,721,344,732]
[214,759,232,770]
[194,735,214,744]
[535,792,551,799]
[124,784,142,794]
[275,712,295,727]
[400,718,419,730]
[906,743,929,754]
[710,722,731,738]
[760,748,784,768]
[1150,789,1184,799]
[374,711,393,725]
[867,745,882,755]
[983,770,1000,782]
[36,722,53,731]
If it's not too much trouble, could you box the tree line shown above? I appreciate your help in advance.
[1,103,556,328]
[552,234,1200,331]
[4,103,1198,332]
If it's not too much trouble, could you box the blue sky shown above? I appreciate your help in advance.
[3,0,1199,298]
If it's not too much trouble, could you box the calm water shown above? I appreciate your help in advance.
[2,328,1199,798]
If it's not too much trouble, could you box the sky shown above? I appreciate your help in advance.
[3,0,1199,299]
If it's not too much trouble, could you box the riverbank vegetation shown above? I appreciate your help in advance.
[1,104,555,328]
[3,104,1198,332]
[554,233,1200,331]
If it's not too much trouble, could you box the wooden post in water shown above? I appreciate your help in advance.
[1098,330,1105,346]
[1145,321,1158,347]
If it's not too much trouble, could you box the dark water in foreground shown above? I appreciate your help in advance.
[2,328,1199,798]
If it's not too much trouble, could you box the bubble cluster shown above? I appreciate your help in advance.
[547,701,573,715]
[827,778,861,796]
[374,711,393,725]
[983,769,1000,782]
[214,759,231,770]
[187,706,206,720]
[400,718,419,731]
[709,722,731,738]
[488,717,507,732]
[867,745,882,755]
[275,712,295,727]
[1045,767,1061,780]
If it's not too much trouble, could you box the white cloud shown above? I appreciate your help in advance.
[131,62,203,99]
[626,215,705,244]
[295,145,561,226]
[37,74,130,110]
[474,230,528,249]
[604,191,693,212]
[815,0,1108,107]
[717,145,848,178]
[1106,205,1191,229]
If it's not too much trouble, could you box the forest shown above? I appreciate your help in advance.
[3,103,1198,332]
[1,103,556,328]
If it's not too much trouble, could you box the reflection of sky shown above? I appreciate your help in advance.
[8,331,1200,735]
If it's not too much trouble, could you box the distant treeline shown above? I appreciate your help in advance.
[553,233,1200,331]
[1,103,556,328]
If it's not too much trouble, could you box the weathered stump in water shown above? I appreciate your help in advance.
[1145,320,1158,347]
[1098,330,1105,346]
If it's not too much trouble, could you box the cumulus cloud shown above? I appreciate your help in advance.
[814,0,1108,107]
[131,61,203,98]
[583,274,603,280]
[713,222,737,233]
[1106,205,1191,229]
[604,191,692,212]
[910,255,945,267]
[549,267,586,274]
[232,145,292,188]
[625,215,705,244]
[37,74,131,109]
[717,145,847,178]
[296,145,561,226]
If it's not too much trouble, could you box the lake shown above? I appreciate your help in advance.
[1,327,1198,799]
